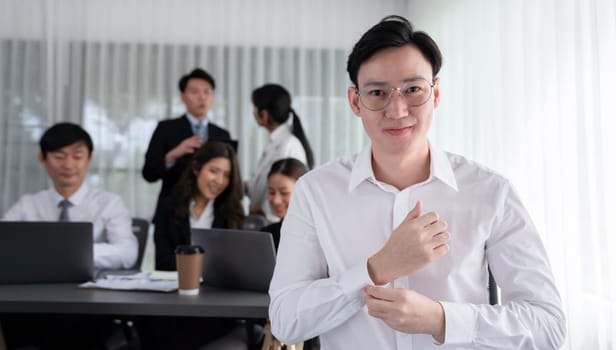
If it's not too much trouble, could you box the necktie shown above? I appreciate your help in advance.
[58,199,72,222]
[193,122,203,137]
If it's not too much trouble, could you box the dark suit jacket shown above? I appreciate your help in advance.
[142,115,231,221]
[154,196,228,271]
[260,221,282,252]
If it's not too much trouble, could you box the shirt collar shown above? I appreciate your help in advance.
[269,124,292,143]
[348,145,375,191]
[428,142,458,191]
[49,183,89,206]
[185,113,209,128]
[348,141,458,192]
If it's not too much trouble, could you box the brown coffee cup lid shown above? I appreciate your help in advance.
[175,244,204,254]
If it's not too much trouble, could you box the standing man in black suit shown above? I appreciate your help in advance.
[143,68,231,222]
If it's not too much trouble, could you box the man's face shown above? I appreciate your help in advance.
[347,45,440,157]
[39,141,91,193]
[181,78,215,119]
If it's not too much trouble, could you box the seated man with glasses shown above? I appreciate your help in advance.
[268,15,566,349]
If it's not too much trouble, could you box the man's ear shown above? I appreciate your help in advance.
[38,152,45,165]
[433,77,440,108]
[347,86,362,117]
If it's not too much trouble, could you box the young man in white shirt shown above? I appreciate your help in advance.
[3,122,137,270]
[268,15,566,349]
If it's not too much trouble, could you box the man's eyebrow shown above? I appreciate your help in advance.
[402,76,430,83]
[360,81,388,88]
[361,76,428,88]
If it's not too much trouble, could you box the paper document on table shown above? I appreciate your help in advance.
[79,271,178,292]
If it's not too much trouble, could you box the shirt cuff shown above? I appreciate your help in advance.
[335,259,374,297]
[440,301,476,346]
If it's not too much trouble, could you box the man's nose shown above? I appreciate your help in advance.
[385,89,408,119]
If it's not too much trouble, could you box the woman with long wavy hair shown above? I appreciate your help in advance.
[154,140,243,271]
[141,141,244,350]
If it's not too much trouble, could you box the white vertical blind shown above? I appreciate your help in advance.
[1,0,614,348]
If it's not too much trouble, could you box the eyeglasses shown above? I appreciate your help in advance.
[355,78,435,111]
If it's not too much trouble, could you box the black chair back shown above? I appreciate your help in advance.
[243,215,269,231]
[131,218,149,270]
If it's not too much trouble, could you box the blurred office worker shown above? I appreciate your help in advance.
[246,84,314,219]
[154,140,244,271]
[3,122,137,270]
[142,141,244,349]
[260,158,308,251]
[142,68,231,223]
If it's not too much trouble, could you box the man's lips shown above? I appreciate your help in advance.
[384,124,414,135]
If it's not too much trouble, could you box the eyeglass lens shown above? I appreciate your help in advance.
[358,79,433,111]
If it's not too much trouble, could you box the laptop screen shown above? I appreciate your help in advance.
[190,228,276,292]
[0,221,94,284]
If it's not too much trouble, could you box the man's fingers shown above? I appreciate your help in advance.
[433,242,449,258]
[365,286,394,301]
[416,211,440,229]
[432,231,450,246]
[404,200,423,222]
[364,288,395,315]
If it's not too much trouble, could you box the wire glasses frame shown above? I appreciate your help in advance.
[354,78,435,111]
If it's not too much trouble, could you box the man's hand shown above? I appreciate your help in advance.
[164,135,203,166]
[368,200,450,285]
[364,285,446,343]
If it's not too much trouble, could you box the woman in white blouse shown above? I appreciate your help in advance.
[246,84,314,217]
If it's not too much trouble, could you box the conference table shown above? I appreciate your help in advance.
[0,283,269,318]
[0,282,270,349]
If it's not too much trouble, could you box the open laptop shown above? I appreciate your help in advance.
[0,221,94,284]
[191,228,276,292]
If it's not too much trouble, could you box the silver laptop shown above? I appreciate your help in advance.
[0,221,94,284]
[191,228,276,292]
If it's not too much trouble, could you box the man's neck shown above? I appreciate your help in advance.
[54,185,81,200]
[371,142,431,190]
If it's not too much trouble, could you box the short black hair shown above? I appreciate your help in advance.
[178,68,216,92]
[346,15,442,86]
[39,122,93,158]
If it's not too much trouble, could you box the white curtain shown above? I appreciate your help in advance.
[1,0,614,348]
[411,0,616,348]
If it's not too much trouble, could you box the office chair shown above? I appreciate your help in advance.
[102,218,150,350]
[243,215,270,231]
[130,218,149,270]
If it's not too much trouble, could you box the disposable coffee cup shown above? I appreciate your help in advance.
[175,245,204,295]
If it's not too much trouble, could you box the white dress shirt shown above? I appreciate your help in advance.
[269,143,566,349]
[3,185,138,270]
[247,124,307,212]
[189,199,215,229]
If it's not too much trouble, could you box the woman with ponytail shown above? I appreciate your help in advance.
[246,84,313,218]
